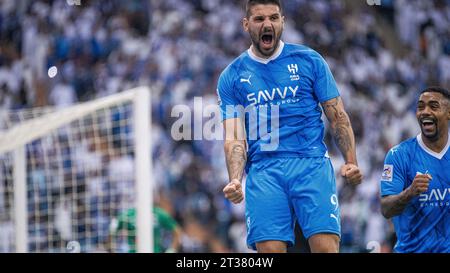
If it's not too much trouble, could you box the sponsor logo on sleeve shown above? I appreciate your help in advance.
[381,164,393,181]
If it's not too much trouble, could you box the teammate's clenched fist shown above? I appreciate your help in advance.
[408,173,432,197]
[340,163,363,186]
[223,179,244,204]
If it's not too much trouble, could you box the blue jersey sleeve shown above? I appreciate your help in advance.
[217,66,241,121]
[312,53,340,103]
[380,146,407,197]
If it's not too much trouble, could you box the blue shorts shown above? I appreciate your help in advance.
[245,156,340,250]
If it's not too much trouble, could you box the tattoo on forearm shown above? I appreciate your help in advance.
[324,98,355,160]
[226,144,246,181]
[382,190,413,218]
[334,122,352,153]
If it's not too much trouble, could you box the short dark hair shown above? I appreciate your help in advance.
[246,0,282,18]
[420,86,450,101]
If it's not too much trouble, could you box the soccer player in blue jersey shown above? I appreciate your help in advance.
[380,87,450,253]
[217,0,363,253]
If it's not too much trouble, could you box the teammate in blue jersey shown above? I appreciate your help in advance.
[380,87,450,253]
[217,0,363,253]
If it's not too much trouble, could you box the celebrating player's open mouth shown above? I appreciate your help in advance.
[254,27,281,56]
[420,117,436,132]
[260,31,274,51]
[419,116,439,140]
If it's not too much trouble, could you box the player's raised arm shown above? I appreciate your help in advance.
[321,97,363,186]
[381,173,432,219]
[223,117,247,204]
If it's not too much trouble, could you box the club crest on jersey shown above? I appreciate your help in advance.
[287,64,300,81]
[382,164,393,181]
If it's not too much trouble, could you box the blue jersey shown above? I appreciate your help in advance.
[217,42,340,163]
[380,134,450,253]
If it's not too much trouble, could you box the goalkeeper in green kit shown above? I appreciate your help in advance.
[109,206,182,253]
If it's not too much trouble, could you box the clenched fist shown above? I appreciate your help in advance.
[340,163,363,186]
[223,179,244,204]
[408,173,432,197]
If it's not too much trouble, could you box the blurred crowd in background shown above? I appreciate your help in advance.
[0,0,449,252]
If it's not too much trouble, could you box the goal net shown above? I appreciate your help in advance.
[0,87,153,253]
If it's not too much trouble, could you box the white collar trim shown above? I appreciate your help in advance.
[247,41,285,64]
[416,133,450,160]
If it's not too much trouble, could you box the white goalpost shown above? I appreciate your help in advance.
[0,87,153,253]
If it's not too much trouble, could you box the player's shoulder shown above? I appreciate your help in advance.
[117,207,135,220]
[386,137,418,158]
[283,43,324,60]
[220,51,248,78]
[398,137,419,151]
[126,207,136,216]
[153,206,169,216]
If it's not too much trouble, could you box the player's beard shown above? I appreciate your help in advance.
[249,26,283,57]
[419,117,440,141]
[421,127,439,141]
